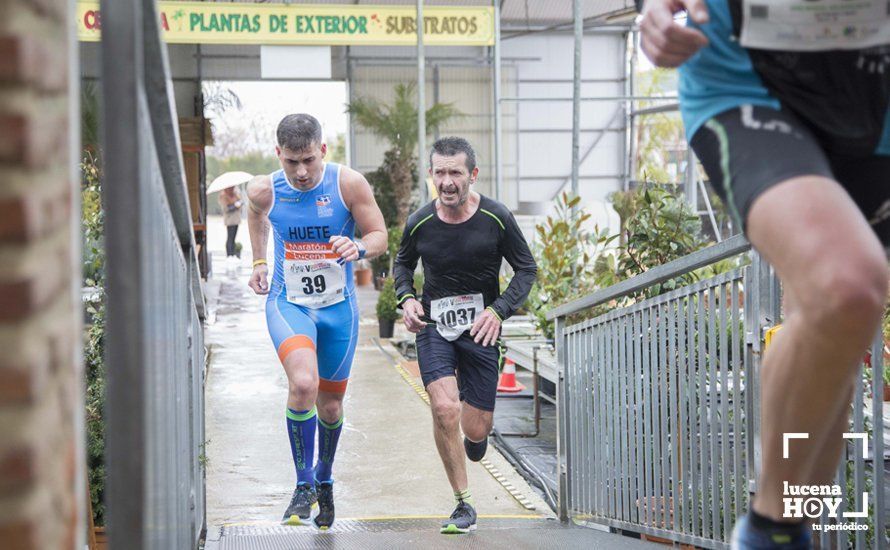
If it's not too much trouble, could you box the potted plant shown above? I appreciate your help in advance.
[354,259,373,287]
[376,277,399,338]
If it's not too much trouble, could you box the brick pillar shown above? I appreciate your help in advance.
[0,1,81,549]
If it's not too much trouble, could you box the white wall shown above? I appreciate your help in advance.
[503,31,626,234]
[346,53,518,209]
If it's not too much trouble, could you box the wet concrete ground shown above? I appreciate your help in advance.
[202,217,551,528]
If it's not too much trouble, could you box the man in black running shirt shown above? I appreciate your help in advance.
[393,137,537,534]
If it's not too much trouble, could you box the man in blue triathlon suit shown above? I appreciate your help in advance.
[639,1,890,547]
[246,114,387,529]
[394,137,537,534]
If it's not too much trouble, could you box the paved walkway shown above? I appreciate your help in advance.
[201,217,657,548]
[202,217,551,526]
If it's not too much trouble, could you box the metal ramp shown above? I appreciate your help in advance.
[206,517,660,549]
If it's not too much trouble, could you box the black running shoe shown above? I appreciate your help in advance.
[313,481,335,530]
[464,436,488,462]
[440,500,477,534]
[281,483,317,525]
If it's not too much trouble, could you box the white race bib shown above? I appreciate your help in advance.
[430,294,484,342]
[284,242,346,309]
[740,0,890,51]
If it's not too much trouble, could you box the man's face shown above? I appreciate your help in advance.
[430,152,478,208]
[276,142,327,190]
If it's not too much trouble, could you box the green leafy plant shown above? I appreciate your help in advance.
[198,439,211,469]
[82,153,106,527]
[370,224,403,279]
[364,149,404,230]
[376,277,400,322]
[82,82,101,155]
[526,193,614,339]
[883,290,889,348]
[604,186,708,299]
[386,225,403,275]
[82,156,103,284]
[346,82,461,226]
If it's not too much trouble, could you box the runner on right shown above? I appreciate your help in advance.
[638,1,889,548]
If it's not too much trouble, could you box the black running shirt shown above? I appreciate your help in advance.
[393,196,537,322]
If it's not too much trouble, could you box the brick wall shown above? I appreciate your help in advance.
[0,0,80,549]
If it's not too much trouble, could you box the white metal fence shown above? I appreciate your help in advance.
[549,235,887,549]
[102,1,207,547]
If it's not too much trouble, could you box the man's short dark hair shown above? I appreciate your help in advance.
[430,137,476,173]
[276,114,323,152]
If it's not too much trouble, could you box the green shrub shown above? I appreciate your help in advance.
[376,278,400,322]
[883,294,889,346]
[82,156,103,285]
[82,153,106,527]
[370,224,404,278]
[529,186,739,339]
[85,291,106,526]
[607,186,706,298]
[365,151,402,229]
[526,193,614,340]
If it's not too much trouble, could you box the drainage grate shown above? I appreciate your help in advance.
[212,518,657,550]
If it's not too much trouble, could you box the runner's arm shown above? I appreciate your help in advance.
[246,175,273,262]
[489,209,537,321]
[246,176,273,294]
[338,167,387,260]
[393,219,420,306]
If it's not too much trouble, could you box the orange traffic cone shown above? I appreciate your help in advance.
[497,358,525,393]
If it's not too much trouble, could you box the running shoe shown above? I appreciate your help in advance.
[440,500,477,534]
[281,483,317,525]
[730,514,811,549]
[313,481,335,530]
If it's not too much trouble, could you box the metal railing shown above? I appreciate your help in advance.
[102,1,206,548]
[548,235,887,548]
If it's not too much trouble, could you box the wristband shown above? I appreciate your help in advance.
[486,307,503,322]
[356,240,367,259]
[252,259,267,268]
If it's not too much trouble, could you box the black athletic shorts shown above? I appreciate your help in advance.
[691,105,890,249]
[415,325,505,412]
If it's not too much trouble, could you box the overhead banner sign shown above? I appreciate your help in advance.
[78,1,494,46]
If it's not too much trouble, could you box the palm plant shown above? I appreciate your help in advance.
[82,82,100,156]
[346,82,460,226]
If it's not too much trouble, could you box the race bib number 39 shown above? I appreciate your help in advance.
[741,0,890,51]
[284,242,345,309]
[430,294,484,342]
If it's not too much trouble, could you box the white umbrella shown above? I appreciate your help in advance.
[207,171,253,194]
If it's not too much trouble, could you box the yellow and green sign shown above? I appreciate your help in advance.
[78,1,494,46]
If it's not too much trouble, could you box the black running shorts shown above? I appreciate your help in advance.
[415,325,504,412]
[691,105,890,249]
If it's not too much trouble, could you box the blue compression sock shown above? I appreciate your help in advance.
[286,407,317,485]
[314,415,343,483]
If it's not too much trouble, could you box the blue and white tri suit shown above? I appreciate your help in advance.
[264,163,359,393]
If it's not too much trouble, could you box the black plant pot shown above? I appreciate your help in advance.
[378,318,395,338]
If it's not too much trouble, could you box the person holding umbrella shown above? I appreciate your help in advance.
[209,171,254,259]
